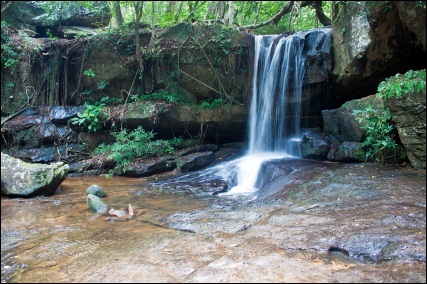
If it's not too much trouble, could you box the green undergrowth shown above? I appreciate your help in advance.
[92,126,188,176]
[353,69,425,164]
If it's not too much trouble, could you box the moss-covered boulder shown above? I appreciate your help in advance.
[1,152,69,197]
[322,95,384,162]
[1,1,111,30]
[382,72,426,169]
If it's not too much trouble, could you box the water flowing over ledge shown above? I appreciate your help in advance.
[156,28,332,197]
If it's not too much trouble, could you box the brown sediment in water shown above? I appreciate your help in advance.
[1,162,426,283]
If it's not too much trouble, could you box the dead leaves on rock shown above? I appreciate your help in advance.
[105,204,137,222]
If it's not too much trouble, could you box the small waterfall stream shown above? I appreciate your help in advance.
[157,28,331,199]
[248,34,305,154]
[218,33,307,197]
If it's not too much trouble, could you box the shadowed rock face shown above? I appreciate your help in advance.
[384,90,426,169]
[330,1,426,107]
[1,153,69,197]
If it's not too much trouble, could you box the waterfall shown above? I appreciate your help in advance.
[248,34,306,155]
[156,28,331,199]
[218,33,308,197]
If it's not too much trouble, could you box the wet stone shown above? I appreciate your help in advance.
[86,184,107,198]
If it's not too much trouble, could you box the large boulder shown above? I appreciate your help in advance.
[331,1,426,107]
[322,94,410,164]
[383,82,426,169]
[86,184,107,197]
[123,157,177,177]
[118,102,248,144]
[1,153,69,197]
[322,95,384,162]
[300,129,331,160]
[1,108,77,148]
[178,151,215,173]
[7,144,84,163]
[322,107,365,143]
[86,193,109,213]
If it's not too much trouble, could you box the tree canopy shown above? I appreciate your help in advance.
[1,1,339,35]
[110,1,337,34]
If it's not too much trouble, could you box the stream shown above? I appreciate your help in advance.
[1,159,426,283]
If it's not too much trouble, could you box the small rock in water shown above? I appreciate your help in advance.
[86,194,109,213]
[109,208,127,217]
[86,184,107,197]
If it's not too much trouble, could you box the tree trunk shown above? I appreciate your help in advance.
[312,1,332,26]
[166,1,175,14]
[1,1,13,15]
[243,1,295,29]
[204,1,218,20]
[112,1,124,27]
[224,1,237,26]
[238,1,247,26]
[185,1,207,22]
[331,1,340,22]
[174,1,183,23]
[216,1,226,21]
[243,1,332,30]
[134,2,144,78]
[253,1,262,25]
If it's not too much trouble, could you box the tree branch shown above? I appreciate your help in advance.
[312,1,332,26]
[242,1,331,30]
[243,1,295,29]
[184,1,207,22]
[1,1,13,15]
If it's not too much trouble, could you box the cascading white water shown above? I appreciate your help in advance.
[156,28,331,199]
[220,33,307,197]
[248,34,305,154]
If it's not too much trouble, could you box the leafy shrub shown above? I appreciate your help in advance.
[377,69,426,99]
[1,21,20,73]
[130,90,189,104]
[353,106,398,164]
[69,102,107,133]
[93,126,183,173]
[200,98,223,110]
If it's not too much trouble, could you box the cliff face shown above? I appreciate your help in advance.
[1,22,333,144]
[330,1,426,108]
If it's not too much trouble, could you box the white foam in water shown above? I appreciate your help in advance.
[159,29,331,199]
[218,152,294,196]
[214,33,309,197]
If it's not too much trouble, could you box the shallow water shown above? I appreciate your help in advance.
[1,176,213,283]
[1,163,426,283]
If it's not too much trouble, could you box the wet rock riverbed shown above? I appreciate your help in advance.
[1,159,426,283]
